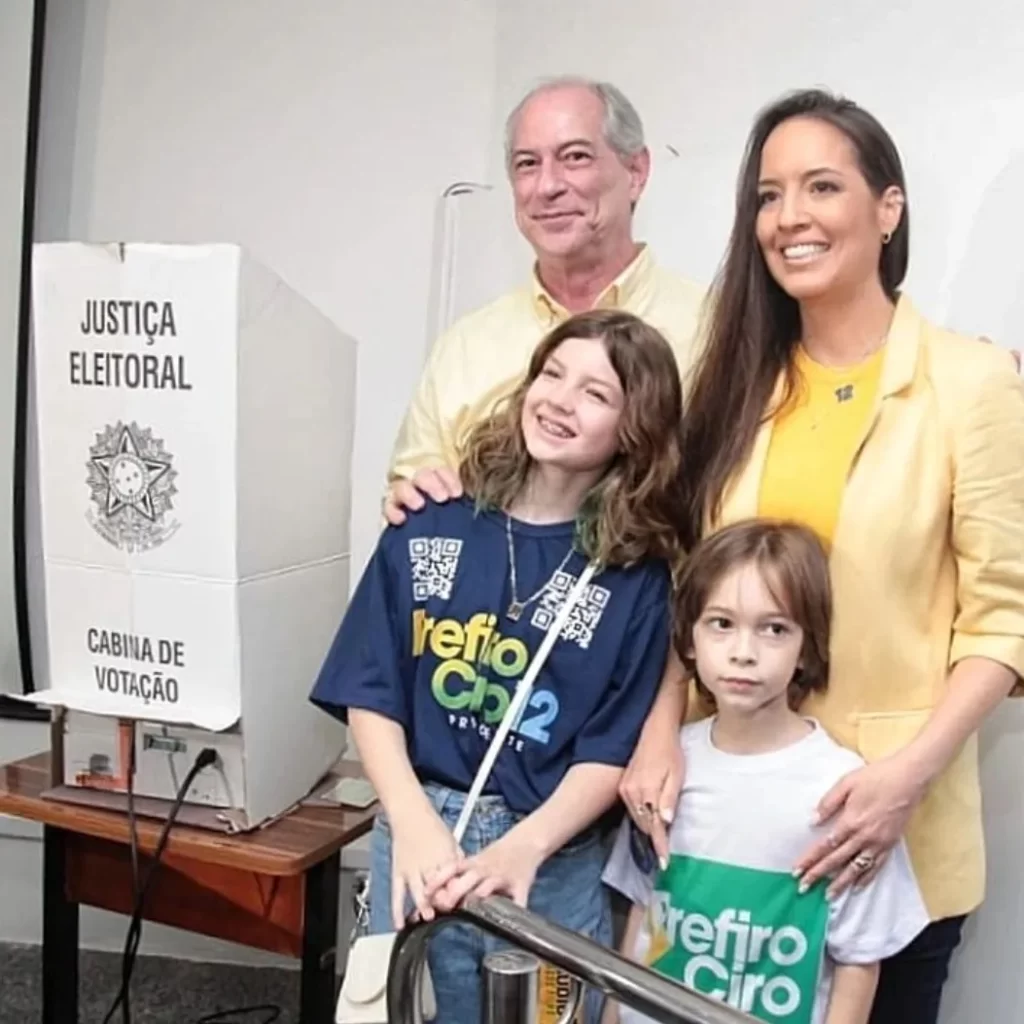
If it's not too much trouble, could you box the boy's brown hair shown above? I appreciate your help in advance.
[459,309,686,568]
[674,519,832,711]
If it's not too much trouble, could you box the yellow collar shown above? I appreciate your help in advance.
[530,243,654,324]
[878,292,923,398]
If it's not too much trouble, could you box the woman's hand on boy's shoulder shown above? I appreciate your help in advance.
[793,751,928,900]
[383,467,463,526]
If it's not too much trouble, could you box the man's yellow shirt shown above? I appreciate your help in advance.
[388,244,706,479]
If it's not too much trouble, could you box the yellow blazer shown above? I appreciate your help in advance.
[696,295,1024,920]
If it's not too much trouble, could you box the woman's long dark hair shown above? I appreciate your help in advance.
[680,88,910,543]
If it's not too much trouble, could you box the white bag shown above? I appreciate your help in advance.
[337,932,436,1022]
[335,563,599,1024]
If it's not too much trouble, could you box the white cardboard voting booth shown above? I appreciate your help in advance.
[26,241,356,831]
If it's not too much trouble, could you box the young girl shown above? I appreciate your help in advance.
[602,520,930,1024]
[310,309,685,1024]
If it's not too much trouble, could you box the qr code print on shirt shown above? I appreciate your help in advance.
[408,537,463,601]
[530,570,611,650]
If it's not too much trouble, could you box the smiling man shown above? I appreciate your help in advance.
[385,77,706,522]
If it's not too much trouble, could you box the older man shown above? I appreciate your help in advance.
[385,76,705,522]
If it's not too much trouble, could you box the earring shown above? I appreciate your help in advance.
[882,230,893,245]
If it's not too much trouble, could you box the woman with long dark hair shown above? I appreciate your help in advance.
[620,88,1024,1024]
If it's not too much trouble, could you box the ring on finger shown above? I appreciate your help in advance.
[851,852,875,873]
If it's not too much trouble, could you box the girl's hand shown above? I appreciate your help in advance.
[427,829,542,911]
[390,806,463,928]
[794,753,927,899]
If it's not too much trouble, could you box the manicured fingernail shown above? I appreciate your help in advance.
[797,881,808,894]
[659,856,668,871]
[661,808,673,823]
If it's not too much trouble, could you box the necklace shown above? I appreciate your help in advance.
[809,383,857,431]
[799,341,884,431]
[504,513,576,622]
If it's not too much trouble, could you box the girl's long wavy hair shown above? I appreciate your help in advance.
[680,88,909,543]
[459,309,686,568]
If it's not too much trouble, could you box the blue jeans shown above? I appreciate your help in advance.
[369,782,612,1024]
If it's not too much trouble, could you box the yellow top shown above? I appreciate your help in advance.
[690,296,1024,920]
[759,345,886,545]
[387,245,706,479]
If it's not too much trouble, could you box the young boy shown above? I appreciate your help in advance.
[602,520,930,1024]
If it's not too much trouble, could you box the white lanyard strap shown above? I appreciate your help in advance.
[452,561,599,843]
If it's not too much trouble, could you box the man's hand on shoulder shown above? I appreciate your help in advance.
[978,334,1021,373]
[383,467,464,526]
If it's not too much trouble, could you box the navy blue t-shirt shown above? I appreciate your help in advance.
[310,496,671,815]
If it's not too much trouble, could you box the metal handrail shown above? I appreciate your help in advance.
[386,895,758,1024]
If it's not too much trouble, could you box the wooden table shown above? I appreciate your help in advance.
[0,752,377,1024]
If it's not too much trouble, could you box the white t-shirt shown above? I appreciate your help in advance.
[602,718,930,1024]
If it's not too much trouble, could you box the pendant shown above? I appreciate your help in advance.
[506,601,525,622]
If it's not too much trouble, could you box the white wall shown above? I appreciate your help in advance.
[491,1,1024,1020]
[1,0,498,965]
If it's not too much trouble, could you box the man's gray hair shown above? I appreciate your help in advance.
[504,76,646,167]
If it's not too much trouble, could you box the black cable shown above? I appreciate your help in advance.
[194,1005,281,1024]
[101,746,218,1024]
[102,743,283,1024]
